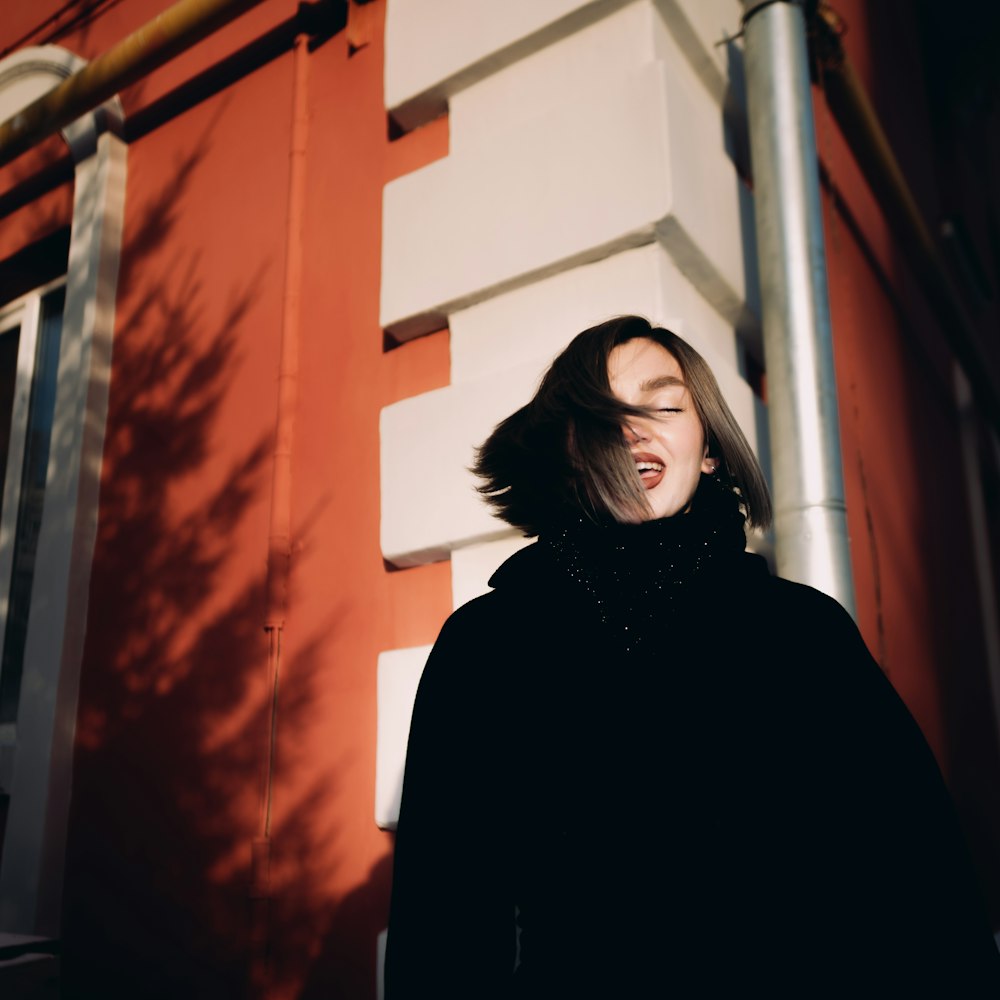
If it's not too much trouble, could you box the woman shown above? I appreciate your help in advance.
[386,316,999,996]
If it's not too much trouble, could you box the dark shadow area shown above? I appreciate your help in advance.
[3,7,392,997]
[44,101,333,998]
[249,690,393,1000]
[721,39,772,566]
[55,111,273,999]
[0,228,69,309]
[723,42,762,363]
[297,852,393,1000]
[0,159,74,232]
[843,0,1000,921]
[0,0,123,60]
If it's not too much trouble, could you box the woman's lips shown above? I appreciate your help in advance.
[633,453,665,490]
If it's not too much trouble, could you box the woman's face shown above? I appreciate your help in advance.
[607,337,715,521]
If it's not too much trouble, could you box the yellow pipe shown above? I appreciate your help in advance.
[0,0,268,168]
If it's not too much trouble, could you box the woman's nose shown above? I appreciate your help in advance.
[624,420,649,443]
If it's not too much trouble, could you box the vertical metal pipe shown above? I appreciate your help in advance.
[742,0,856,617]
[251,29,309,1000]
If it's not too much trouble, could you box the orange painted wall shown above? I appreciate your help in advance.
[0,141,72,267]
[63,44,293,1000]
[3,0,999,994]
[256,12,452,997]
[815,0,1000,913]
[0,1,449,997]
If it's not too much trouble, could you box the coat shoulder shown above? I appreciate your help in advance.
[416,589,515,698]
[762,575,867,652]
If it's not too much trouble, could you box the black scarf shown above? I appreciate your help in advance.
[543,475,747,654]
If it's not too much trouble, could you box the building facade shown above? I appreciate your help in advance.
[0,0,997,996]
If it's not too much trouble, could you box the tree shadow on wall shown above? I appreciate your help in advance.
[861,2,1000,923]
[295,851,393,1000]
[254,625,396,1000]
[49,107,339,1000]
[0,0,127,61]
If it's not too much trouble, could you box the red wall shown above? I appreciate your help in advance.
[2,1,999,996]
[817,0,1000,915]
[0,2,452,997]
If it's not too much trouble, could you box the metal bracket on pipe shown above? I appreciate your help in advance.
[741,0,806,29]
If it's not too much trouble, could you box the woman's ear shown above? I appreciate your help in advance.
[700,434,718,475]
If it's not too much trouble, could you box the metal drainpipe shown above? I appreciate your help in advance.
[0,0,268,170]
[741,0,857,617]
[250,28,308,999]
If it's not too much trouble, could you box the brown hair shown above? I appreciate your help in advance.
[473,315,772,534]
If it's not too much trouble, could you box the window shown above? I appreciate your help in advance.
[0,281,65,728]
[0,281,64,868]
[0,44,126,935]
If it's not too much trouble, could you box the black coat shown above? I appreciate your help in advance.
[386,541,1000,997]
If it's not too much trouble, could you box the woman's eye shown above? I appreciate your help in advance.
[657,407,682,413]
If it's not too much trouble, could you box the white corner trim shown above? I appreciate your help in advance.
[0,46,124,160]
[376,645,434,830]
[384,0,633,131]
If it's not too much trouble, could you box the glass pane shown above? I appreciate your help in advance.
[0,287,64,723]
[0,326,21,520]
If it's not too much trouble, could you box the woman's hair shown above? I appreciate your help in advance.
[473,315,772,535]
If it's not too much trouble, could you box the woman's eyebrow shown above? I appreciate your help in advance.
[639,374,685,391]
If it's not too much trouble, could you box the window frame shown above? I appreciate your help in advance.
[0,45,126,937]
[0,278,65,745]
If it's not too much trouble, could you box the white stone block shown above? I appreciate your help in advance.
[381,59,752,342]
[652,245,757,367]
[449,243,743,387]
[653,0,745,106]
[380,362,545,567]
[449,245,662,385]
[451,535,533,610]
[385,0,630,130]
[375,645,433,830]
[448,1,661,154]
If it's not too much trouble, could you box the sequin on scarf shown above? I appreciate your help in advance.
[543,475,747,653]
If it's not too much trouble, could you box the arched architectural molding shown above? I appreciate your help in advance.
[0,45,127,936]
